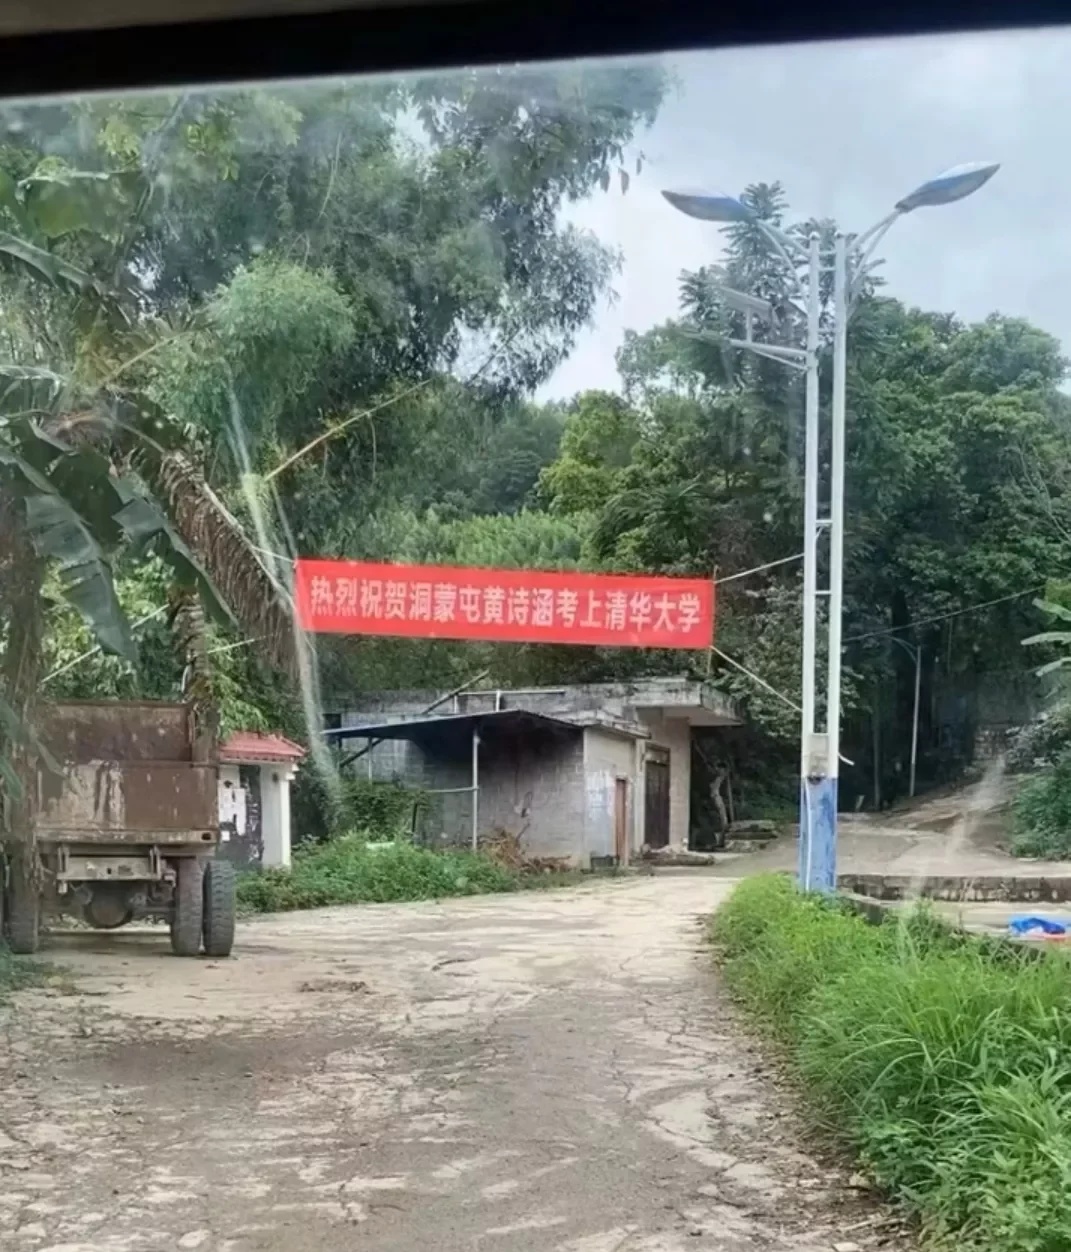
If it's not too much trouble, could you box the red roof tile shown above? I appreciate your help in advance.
[220,731,307,764]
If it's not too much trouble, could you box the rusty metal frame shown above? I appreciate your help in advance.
[55,848,165,882]
[34,701,220,851]
[38,829,216,846]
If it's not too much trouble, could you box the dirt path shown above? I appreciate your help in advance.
[1,876,912,1252]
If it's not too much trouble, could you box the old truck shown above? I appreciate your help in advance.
[1,700,236,958]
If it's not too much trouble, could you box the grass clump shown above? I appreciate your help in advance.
[1012,754,1071,858]
[238,833,538,912]
[712,874,1071,1252]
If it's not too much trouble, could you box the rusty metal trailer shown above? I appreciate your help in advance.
[1,700,236,957]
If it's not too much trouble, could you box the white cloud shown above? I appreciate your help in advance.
[541,27,1071,399]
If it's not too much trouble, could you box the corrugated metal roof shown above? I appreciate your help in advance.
[323,708,585,747]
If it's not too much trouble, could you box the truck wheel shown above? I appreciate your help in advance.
[169,858,204,957]
[202,859,236,959]
[6,862,40,955]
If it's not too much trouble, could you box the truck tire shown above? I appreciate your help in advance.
[6,862,40,955]
[169,858,204,957]
[202,859,236,958]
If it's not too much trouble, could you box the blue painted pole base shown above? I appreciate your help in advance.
[798,775,837,893]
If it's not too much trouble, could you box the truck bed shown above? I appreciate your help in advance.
[34,701,219,847]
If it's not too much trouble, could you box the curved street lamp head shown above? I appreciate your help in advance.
[894,161,1000,213]
[661,188,752,222]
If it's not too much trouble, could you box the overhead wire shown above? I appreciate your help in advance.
[845,585,1044,644]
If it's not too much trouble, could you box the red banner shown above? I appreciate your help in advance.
[295,559,714,649]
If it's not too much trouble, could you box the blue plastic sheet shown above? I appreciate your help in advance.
[1008,914,1071,938]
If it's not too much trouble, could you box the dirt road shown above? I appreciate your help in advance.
[1,876,910,1252]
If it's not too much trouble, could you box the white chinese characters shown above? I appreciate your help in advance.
[305,570,708,639]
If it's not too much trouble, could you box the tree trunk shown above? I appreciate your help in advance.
[1,517,45,876]
[169,584,219,754]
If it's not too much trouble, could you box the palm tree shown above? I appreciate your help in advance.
[0,168,297,891]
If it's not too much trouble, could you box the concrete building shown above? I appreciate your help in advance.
[217,731,306,869]
[326,678,741,867]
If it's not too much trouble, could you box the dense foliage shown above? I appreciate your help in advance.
[1008,592,1071,855]
[596,185,1071,805]
[713,875,1071,1251]
[0,69,667,816]
[291,771,425,844]
[2,72,1071,836]
[1013,758,1071,858]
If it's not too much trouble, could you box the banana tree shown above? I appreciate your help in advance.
[0,164,296,884]
[1023,598,1071,676]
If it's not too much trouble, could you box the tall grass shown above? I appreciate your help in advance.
[712,875,1071,1251]
[237,833,573,912]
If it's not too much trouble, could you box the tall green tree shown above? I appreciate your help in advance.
[1,68,669,744]
[545,184,1071,799]
[0,165,296,881]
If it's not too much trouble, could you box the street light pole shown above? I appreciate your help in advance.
[799,231,821,887]
[663,162,998,893]
[815,232,850,885]
[800,230,849,889]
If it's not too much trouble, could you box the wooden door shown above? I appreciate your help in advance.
[645,749,670,849]
[614,778,629,865]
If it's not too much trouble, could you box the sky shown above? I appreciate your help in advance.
[540,27,1070,399]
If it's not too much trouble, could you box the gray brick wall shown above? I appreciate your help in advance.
[413,746,474,849]
[476,728,586,864]
[332,683,708,859]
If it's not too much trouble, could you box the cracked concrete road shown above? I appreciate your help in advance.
[1,875,913,1252]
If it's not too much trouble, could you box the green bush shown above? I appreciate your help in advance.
[237,833,526,912]
[1012,753,1071,858]
[712,875,1071,1252]
[331,777,425,838]
[291,767,425,843]
[1008,703,1071,774]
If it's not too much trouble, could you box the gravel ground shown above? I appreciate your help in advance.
[0,874,914,1252]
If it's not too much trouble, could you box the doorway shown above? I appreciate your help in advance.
[645,748,670,849]
[614,777,629,865]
